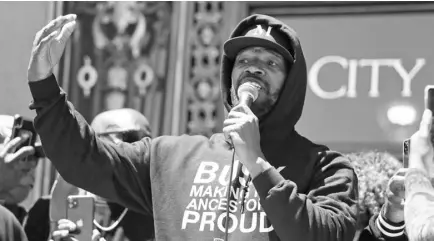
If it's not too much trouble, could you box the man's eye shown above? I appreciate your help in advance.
[268,61,277,66]
[238,59,248,64]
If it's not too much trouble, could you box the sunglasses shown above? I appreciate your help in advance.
[97,129,151,143]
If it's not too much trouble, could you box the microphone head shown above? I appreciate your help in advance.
[237,83,260,102]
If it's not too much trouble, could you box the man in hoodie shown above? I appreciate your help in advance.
[26,14,358,241]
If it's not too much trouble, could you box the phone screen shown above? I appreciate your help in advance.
[425,86,434,145]
[403,138,410,168]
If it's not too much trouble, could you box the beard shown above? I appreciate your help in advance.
[230,84,279,119]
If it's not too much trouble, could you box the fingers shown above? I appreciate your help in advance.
[36,14,77,45]
[51,219,78,240]
[57,219,77,232]
[227,111,247,119]
[51,229,70,240]
[231,104,254,115]
[92,229,102,241]
[419,109,432,139]
[4,146,35,164]
[222,124,241,134]
[223,118,240,127]
[0,136,29,157]
[55,20,77,45]
[2,136,10,145]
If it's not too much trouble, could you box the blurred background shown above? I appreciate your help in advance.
[0,1,432,208]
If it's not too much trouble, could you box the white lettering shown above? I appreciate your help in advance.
[203,186,213,197]
[218,161,240,186]
[209,199,219,211]
[245,199,258,212]
[181,210,200,229]
[260,212,274,232]
[199,212,216,231]
[393,58,425,97]
[309,56,348,99]
[359,59,395,97]
[194,162,219,184]
[217,213,238,234]
[347,59,358,98]
[309,56,426,99]
[190,185,204,197]
[240,213,257,233]
[198,198,208,210]
[186,199,198,210]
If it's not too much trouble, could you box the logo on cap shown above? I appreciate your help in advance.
[251,25,272,37]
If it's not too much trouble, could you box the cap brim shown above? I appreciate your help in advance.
[224,36,294,63]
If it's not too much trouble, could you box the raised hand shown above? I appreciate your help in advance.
[28,14,77,82]
[383,168,406,223]
[409,109,434,174]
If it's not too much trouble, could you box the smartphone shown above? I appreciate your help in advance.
[67,195,95,241]
[11,115,37,159]
[425,85,434,145]
[403,138,411,168]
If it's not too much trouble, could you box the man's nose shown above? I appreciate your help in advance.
[245,66,265,76]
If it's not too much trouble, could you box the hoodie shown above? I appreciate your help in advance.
[28,14,357,241]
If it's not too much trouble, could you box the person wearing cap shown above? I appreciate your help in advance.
[0,114,38,241]
[26,14,358,241]
[24,108,155,241]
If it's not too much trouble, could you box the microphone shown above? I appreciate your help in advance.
[227,82,260,214]
[236,82,260,108]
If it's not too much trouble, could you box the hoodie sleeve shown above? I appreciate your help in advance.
[28,74,153,215]
[357,212,407,241]
[252,151,358,241]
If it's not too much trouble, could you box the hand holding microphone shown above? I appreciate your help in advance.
[223,83,264,172]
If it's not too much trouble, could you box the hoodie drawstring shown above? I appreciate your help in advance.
[224,149,236,241]
[224,143,251,240]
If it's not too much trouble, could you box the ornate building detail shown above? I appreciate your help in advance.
[76,56,98,97]
[187,2,224,136]
[63,1,172,122]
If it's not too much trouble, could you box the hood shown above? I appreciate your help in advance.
[221,14,309,160]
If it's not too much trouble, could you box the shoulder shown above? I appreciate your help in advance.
[295,132,355,177]
[151,134,210,150]
[0,205,28,241]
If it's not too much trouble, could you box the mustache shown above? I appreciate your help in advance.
[236,73,269,91]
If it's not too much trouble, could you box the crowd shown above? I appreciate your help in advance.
[0,12,433,241]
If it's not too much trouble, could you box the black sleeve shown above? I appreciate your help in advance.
[28,74,153,215]
[24,197,51,241]
[252,151,358,241]
[358,213,407,241]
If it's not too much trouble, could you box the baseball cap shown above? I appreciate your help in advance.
[224,24,294,63]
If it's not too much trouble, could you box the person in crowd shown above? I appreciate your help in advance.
[26,13,358,240]
[25,108,154,241]
[0,115,38,223]
[403,109,434,241]
[0,204,28,241]
[347,151,407,241]
[0,114,40,241]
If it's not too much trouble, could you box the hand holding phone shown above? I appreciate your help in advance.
[11,115,36,151]
[66,195,96,241]
[9,115,46,160]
